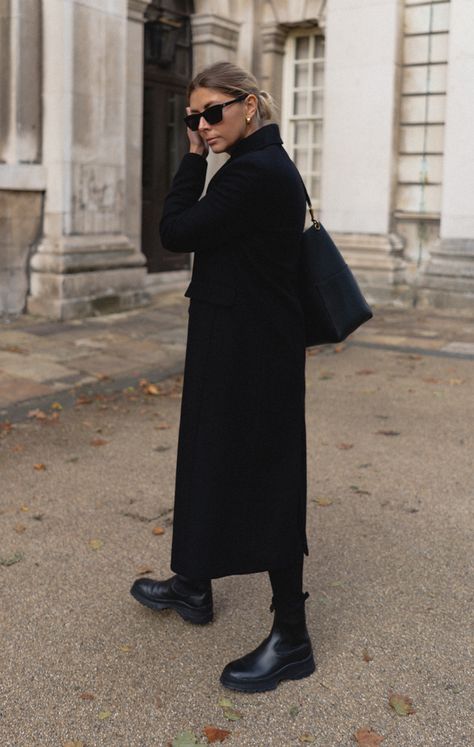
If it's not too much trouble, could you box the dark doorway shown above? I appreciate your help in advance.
[142,2,193,273]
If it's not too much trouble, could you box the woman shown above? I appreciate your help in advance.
[131,62,314,693]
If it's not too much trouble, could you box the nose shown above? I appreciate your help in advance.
[198,115,210,131]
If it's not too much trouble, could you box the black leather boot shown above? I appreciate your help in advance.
[130,574,213,624]
[220,592,315,692]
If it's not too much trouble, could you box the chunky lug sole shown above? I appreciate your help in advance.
[220,652,316,693]
[130,587,213,625]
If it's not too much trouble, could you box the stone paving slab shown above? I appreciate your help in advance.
[0,295,473,423]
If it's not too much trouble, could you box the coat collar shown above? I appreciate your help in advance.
[227,122,283,159]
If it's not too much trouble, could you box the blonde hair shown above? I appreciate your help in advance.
[187,61,278,124]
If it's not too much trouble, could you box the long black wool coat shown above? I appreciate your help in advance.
[159,122,309,579]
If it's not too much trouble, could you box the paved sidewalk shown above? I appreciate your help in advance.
[1,292,473,422]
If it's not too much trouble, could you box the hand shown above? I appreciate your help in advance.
[185,107,209,157]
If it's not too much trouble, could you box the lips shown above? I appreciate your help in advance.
[207,137,219,144]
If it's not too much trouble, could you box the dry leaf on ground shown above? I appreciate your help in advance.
[33,463,46,470]
[354,727,385,746]
[152,526,165,535]
[314,497,333,507]
[136,564,154,575]
[362,648,373,662]
[79,692,95,701]
[203,725,231,743]
[337,442,354,450]
[389,692,416,716]
[90,437,108,446]
[88,539,103,550]
[376,430,400,437]
[98,710,112,720]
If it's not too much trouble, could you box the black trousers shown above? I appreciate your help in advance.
[182,553,307,621]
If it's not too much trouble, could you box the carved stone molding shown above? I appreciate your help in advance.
[261,22,288,56]
[191,14,240,51]
[128,0,150,23]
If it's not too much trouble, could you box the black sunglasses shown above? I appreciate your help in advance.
[184,93,248,131]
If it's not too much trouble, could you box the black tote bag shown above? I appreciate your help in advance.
[297,178,373,347]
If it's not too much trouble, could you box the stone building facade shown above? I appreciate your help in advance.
[1,0,473,319]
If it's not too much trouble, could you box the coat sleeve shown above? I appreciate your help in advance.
[159,152,263,253]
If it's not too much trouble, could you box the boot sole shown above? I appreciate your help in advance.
[130,587,213,625]
[219,653,316,693]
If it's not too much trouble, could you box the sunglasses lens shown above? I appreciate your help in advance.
[204,105,223,126]
[184,115,200,131]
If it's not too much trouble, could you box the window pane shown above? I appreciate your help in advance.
[295,36,310,59]
[312,121,323,145]
[294,148,309,172]
[294,121,310,146]
[311,89,324,116]
[310,175,320,200]
[312,62,324,88]
[311,149,322,172]
[314,36,325,59]
[294,62,309,88]
[293,91,308,115]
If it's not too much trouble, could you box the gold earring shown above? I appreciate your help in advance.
[246,116,251,124]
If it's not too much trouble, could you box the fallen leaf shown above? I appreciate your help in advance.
[136,564,154,575]
[0,552,24,566]
[88,539,103,550]
[152,526,165,536]
[422,377,440,384]
[155,423,171,430]
[64,742,85,747]
[51,402,63,410]
[389,692,416,716]
[449,378,464,386]
[94,372,111,381]
[376,430,400,437]
[79,692,95,701]
[27,409,48,420]
[0,420,14,433]
[299,735,315,743]
[356,369,376,375]
[20,505,29,512]
[171,731,206,747]
[33,463,47,471]
[14,523,26,534]
[119,644,132,653]
[90,437,108,447]
[354,727,385,746]
[146,384,160,396]
[319,371,335,380]
[203,725,231,743]
[362,647,373,662]
[10,443,25,453]
[289,705,299,718]
[350,485,371,496]
[336,443,354,450]
[218,697,242,722]
[75,395,94,405]
[334,344,346,353]
[314,497,333,507]
[98,710,112,720]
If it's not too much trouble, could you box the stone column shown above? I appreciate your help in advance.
[190,11,240,71]
[27,0,148,320]
[418,0,474,309]
[0,0,43,316]
[260,21,287,114]
[320,0,407,303]
[126,0,149,258]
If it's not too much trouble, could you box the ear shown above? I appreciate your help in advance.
[245,94,259,118]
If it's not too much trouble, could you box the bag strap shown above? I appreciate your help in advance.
[298,172,321,230]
